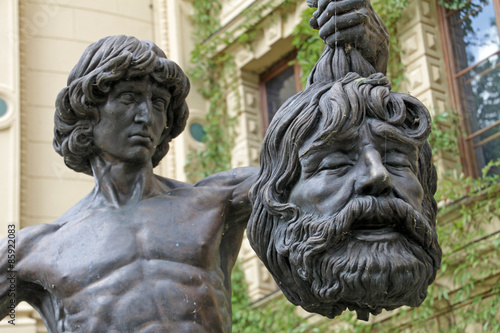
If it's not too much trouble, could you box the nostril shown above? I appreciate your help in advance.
[356,174,393,196]
[364,185,373,195]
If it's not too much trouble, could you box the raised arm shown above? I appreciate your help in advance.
[307,0,389,78]
[195,167,259,230]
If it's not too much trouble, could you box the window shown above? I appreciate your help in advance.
[259,54,302,134]
[0,98,7,118]
[439,0,500,176]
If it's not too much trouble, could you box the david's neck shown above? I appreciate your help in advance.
[89,155,166,208]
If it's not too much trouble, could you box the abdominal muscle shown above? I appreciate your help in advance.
[49,260,231,333]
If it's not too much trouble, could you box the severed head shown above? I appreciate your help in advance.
[248,72,441,320]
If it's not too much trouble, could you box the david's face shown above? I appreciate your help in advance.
[93,77,170,165]
[289,120,424,240]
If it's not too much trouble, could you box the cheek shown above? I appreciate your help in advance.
[289,172,353,215]
[154,113,166,131]
[393,173,424,211]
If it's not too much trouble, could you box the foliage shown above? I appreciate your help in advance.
[438,0,490,11]
[428,109,461,157]
[186,0,301,182]
[185,0,236,182]
[231,263,328,332]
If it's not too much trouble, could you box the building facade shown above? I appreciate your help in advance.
[0,0,498,331]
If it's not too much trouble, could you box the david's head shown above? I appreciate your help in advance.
[248,73,441,320]
[53,35,190,175]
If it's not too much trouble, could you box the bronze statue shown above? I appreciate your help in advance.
[0,1,440,332]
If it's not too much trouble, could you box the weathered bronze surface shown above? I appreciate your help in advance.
[0,1,441,331]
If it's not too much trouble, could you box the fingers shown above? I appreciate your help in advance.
[310,16,320,29]
[306,0,319,8]
[317,0,368,27]
[318,10,368,40]
[318,0,332,12]
[323,24,365,47]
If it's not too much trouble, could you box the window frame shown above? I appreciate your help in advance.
[438,0,500,177]
[259,52,302,135]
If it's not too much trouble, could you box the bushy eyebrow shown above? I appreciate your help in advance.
[369,121,419,149]
[300,139,357,165]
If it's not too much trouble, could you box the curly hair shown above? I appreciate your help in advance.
[53,35,190,175]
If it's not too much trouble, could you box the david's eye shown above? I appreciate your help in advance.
[153,98,167,110]
[119,93,136,104]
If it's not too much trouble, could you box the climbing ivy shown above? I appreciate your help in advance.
[185,0,233,182]
[231,263,330,332]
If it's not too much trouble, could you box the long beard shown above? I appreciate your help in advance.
[272,197,442,319]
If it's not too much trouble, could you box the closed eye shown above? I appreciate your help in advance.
[317,161,353,175]
[153,98,168,111]
[384,155,413,170]
[118,93,136,104]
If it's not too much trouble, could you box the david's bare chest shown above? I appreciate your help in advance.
[20,190,229,296]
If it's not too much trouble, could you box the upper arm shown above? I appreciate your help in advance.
[195,167,259,228]
[196,167,259,292]
[0,223,58,320]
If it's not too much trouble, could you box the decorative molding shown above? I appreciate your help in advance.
[153,0,170,57]
[205,0,288,56]
[19,0,29,230]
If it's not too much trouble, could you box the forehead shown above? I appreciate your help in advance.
[110,76,170,96]
[299,120,419,160]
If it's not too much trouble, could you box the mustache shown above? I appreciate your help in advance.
[277,196,440,264]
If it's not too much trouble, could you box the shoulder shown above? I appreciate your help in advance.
[155,175,193,189]
[0,223,60,265]
[194,167,259,188]
[16,223,60,243]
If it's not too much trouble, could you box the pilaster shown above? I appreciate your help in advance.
[398,0,458,171]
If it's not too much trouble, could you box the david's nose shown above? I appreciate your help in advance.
[355,148,393,196]
[134,100,153,125]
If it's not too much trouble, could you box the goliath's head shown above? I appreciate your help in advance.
[248,73,441,320]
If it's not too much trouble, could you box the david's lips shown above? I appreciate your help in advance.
[129,133,153,142]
